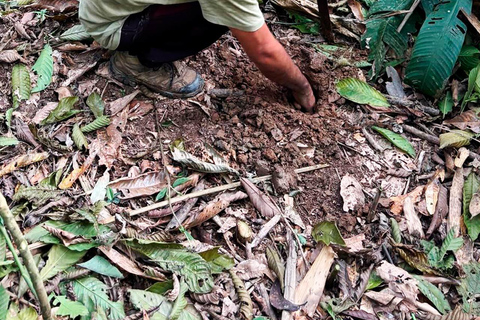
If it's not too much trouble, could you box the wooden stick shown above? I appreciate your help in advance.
[126,164,329,218]
[317,0,334,42]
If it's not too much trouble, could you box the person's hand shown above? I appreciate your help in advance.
[292,84,316,113]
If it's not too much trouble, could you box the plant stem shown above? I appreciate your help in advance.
[0,193,52,320]
[0,226,36,297]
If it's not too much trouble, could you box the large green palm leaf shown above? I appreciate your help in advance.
[405,0,472,97]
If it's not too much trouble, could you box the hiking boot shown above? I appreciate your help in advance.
[109,51,204,98]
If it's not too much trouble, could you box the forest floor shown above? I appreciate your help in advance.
[0,1,479,320]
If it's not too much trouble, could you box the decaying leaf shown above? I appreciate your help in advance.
[392,242,441,275]
[417,305,472,320]
[403,196,425,238]
[376,261,419,310]
[390,186,424,215]
[449,168,465,238]
[41,96,81,125]
[266,246,285,290]
[11,64,31,108]
[425,179,440,216]
[444,109,480,133]
[30,0,79,13]
[413,275,451,315]
[109,171,168,199]
[42,225,89,247]
[340,174,365,212]
[108,90,140,115]
[183,191,248,228]
[0,152,49,178]
[240,178,280,218]
[294,246,335,316]
[72,123,88,150]
[269,280,302,311]
[172,148,239,175]
[439,130,475,149]
[427,184,449,237]
[230,269,254,320]
[0,50,27,63]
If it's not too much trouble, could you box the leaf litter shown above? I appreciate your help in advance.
[1,0,480,319]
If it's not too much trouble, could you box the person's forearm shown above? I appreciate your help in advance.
[250,40,310,93]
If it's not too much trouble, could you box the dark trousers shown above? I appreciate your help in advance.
[117,2,229,68]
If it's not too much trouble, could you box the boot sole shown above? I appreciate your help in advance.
[109,59,204,99]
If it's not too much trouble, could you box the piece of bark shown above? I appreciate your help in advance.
[448,168,464,237]
[426,184,448,237]
[403,196,425,238]
[294,246,335,316]
[281,230,298,320]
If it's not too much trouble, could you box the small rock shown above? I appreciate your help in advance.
[271,128,284,142]
[237,154,248,165]
[263,148,278,162]
[255,160,271,176]
[211,112,220,122]
[272,165,297,194]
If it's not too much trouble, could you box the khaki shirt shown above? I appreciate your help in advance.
[79,0,265,50]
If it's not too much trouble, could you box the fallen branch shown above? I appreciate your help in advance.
[124,164,329,220]
[0,193,52,320]
[403,124,480,161]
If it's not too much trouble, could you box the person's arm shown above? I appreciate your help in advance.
[230,24,315,112]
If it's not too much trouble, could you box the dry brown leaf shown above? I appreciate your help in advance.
[58,154,95,190]
[344,234,366,253]
[30,0,79,12]
[392,242,441,275]
[241,178,280,218]
[99,246,166,281]
[426,184,448,237]
[128,100,154,120]
[376,261,418,308]
[61,61,98,87]
[57,43,88,51]
[294,246,334,317]
[342,310,378,320]
[0,152,49,178]
[424,180,439,216]
[469,192,480,217]
[403,196,425,238]
[55,87,73,100]
[390,186,424,215]
[32,102,58,124]
[233,259,272,281]
[347,0,364,21]
[42,225,88,246]
[448,168,464,237]
[108,90,141,115]
[109,171,168,199]
[183,191,248,228]
[0,50,27,63]
[444,109,480,133]
[269,280,301,311]
[455,147,470,168]
[340,175,365,212]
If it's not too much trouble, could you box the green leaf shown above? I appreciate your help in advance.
[337,78,390,107]
[0,286,8,320]
[126,241,214,293]
[54,296,89,318]
[72,123,88,150]
[172,177,190,188]
[170,280,188,320]
[371,126,416,157]
[366,271,383,290]
[462,63,480,111]
[13,184,64,207]
[6,305,37,320]
[438,228,463,261]
[390,218,401,243]
[199,248,235,274]
[439,130,475,149]
[413,276,451,314]
[459,45,480,72]
[78,256,124,278]
[439,91,453,118]
[5,108,13,129]
[0,137,19,147]
[11,64,31,108]
[312,221,346,246]
[41,96,81,125]
[73,277,125,320]
[40,245,87,280]
[421,0,439,15]
[129,289,201,320]
[60,24,92,41]
[368,0,414,15]
[0,233,5,262]
[156,188,168,201]
[31,44,53,93]
[147,281,174,295]
[458,263,480,314]
[361,16,407,77]
[86,92,105,118]
[464,172,480,240]
[404,0,473,97]
[81,116,111,133]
